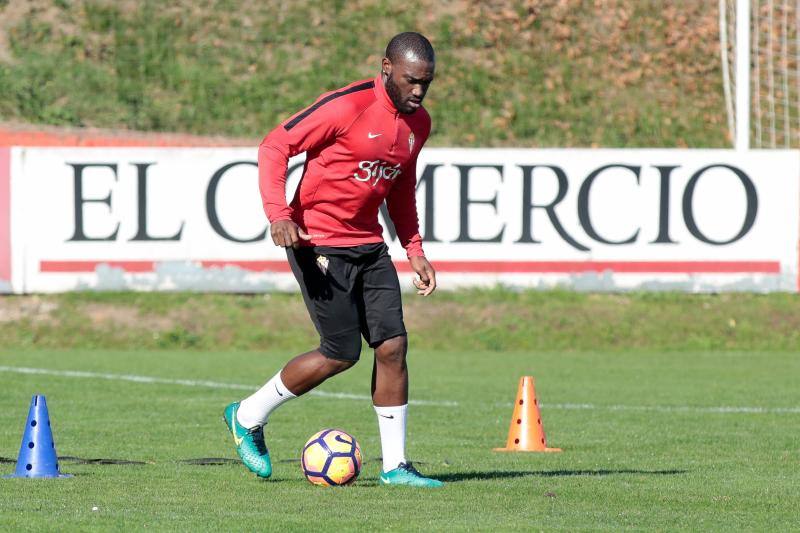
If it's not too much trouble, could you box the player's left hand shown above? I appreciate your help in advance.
[409,256,436,296]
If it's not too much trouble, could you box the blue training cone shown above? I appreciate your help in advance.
[5,395,71,478]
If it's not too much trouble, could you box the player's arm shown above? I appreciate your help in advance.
[386,153,436,296]
[258,95,347,248]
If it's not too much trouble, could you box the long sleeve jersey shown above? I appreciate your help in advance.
[258,73,430,257]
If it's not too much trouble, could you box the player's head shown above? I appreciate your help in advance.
[382,32,435,115]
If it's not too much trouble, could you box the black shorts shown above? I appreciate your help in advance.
[287,242,406,361]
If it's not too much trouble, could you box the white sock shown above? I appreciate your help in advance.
[374,404,408,472]
[236,371,297,429]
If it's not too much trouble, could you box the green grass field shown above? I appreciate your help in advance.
[1,346,798,530]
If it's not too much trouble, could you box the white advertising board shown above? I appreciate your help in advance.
[5,147,799,293]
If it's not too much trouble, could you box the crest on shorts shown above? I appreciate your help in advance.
[408,132,415,152]
[316,255,329,274]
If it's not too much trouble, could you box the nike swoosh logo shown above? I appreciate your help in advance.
[368,133,382,139]
[334,434,353,445]
[230,414,243,446]
[274,383,284,397]
[379,414,395,419]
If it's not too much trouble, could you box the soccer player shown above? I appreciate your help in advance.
[223,32,443,488]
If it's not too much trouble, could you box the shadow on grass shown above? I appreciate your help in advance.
[59,456,151,465]
[0,456,302,467]
[436,469,687,482]
[177,457,304,466]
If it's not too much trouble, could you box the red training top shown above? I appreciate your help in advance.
[258,73,430,257]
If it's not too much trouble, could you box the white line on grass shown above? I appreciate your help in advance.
[0,365,458,407]
[2,365,798,414]
[540,402,800,415]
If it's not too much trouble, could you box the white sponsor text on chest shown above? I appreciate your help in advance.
[353,160,402,186]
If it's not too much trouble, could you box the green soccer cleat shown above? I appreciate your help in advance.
[379,462,444,488]
[222,402,272,479]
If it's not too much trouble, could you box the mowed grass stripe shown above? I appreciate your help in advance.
[0,365,458,407]
[1,365,797,415]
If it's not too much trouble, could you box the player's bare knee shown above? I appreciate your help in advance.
[375,335,407,366]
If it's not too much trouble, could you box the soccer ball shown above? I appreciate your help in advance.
[301,429,362,486]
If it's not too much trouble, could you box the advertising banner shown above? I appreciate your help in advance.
[5,147,799,293]
[0,147,10,292]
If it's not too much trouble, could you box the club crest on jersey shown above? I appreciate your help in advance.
[408,132,415,152]
[353,160,402,186]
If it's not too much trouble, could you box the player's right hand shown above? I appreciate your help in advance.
[270,220,312,249]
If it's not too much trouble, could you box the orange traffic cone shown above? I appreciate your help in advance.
[494,376,562,452]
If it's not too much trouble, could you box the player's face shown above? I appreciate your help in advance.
[382,53,435,114]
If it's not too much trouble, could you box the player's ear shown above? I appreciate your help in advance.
[381,57,392,77]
